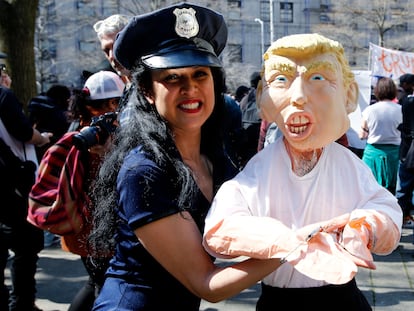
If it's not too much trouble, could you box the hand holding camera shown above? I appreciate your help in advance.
[72,111,118,151]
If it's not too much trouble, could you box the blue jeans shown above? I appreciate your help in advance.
[396,160,414,218]
[68,256,109,311]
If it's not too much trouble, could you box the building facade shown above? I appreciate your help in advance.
[36,0,412,94]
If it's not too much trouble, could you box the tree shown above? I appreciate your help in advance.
[312,0,414,69]
[0,0,39,107]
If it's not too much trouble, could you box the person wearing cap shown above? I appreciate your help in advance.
[203,33,402,310]
[28,70,125,311]
[89,3,283,310]
[68,70,124,129]
[397,73,414,102]
[63,70,124,311]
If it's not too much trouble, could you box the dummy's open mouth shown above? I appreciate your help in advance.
[288,115,310,134]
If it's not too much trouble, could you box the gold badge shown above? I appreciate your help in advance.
[173,8,199,39]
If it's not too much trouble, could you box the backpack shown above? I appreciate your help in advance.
[27,132,90,236]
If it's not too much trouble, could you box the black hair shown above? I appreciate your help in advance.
[235,85,249,102]
[46,85,71,109]
[250,71,261,88]
[88,64,227,255]
[68,89,119,126]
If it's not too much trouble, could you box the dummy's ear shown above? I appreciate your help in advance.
[255,79,263,109]
[345,81,359,114]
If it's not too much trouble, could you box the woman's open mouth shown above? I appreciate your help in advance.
[179,100,202,113]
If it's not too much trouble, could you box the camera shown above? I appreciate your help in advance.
[0,64,5,72]
[73,112,118,151]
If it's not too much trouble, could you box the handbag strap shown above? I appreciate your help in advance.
[22,142,27,160]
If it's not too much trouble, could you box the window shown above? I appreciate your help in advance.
[260,0,270,22]
[226,44,242,63]
[76,0,94,14]
[394,22,408,32]
[280,2,293,23]
[228,0,241,8]
[319,14,331,23]
[320,4,330,12]
[77,24,96,53]
[46,39,57,58]
[351,22,358,31]
[78,40,96,53]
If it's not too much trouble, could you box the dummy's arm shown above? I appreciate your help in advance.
[342,209,401,259]
[203,215,302,259]
[203,214,377,285]
[204,210,400,261]
[203,214,355,259]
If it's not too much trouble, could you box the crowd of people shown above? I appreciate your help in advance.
[358,74,414,228]
[0,1,409,310]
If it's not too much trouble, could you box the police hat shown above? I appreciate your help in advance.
[114,2,227,70]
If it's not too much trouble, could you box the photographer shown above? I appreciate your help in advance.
[28,70,124,311]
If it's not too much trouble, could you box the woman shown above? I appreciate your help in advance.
[89,3,282,310]
[359,77,402,194]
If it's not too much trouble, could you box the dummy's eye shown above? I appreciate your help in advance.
[267,74,288,87]
[275,75,288,82]
[310,74,325,81]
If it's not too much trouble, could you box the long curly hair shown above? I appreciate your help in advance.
[88,64,227,255]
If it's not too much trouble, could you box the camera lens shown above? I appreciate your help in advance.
[72,126,100,151]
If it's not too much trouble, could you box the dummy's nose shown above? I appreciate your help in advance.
[289,78,307,107]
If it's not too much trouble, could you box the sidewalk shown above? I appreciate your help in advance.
[6,228,414,311]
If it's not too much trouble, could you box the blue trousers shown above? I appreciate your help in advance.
[396,160,414,218]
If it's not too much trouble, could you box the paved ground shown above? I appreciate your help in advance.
[5,227,414,310]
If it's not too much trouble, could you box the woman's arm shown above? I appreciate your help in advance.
[134,211,281,303]
[359,119,369,139]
